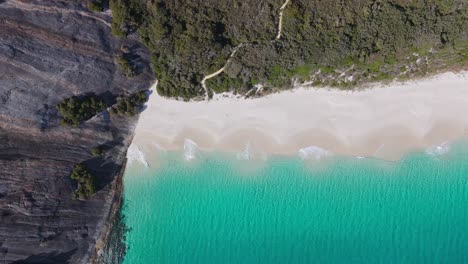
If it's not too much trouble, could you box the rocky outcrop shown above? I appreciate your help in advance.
[0,1,153,263]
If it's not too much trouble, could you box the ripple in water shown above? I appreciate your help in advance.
[111,141,468,263]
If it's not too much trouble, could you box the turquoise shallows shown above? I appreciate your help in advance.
[120,144,468,263]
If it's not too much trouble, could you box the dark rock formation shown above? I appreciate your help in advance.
[0,0,153,263]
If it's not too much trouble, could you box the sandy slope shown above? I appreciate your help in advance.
[132,72,468,162]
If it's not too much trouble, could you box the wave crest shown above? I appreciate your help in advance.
[298,146,332,160]
[236,142,252,160]
[184,139,199,161]
[127,144,149,167]
[425,142,450,156]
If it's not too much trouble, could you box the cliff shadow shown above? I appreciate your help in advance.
[84,157,122,192]
[11,248,77,264]
[121,45,151,76]
[95,200,131,264]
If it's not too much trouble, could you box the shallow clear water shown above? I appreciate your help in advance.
[117,143,468,263]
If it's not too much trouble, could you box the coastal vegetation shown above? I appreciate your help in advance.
[108,0,467,98]
[70,164,96,200]
[91,145,106,157]
[110,91,148,117]
[56,90,147,126]
[115,55,136,78]
[87,0,104,12]
[56,95,106,126]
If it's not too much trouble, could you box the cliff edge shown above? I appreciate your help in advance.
[0,0,153,263]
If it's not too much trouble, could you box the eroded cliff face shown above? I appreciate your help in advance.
[0,1,153,263]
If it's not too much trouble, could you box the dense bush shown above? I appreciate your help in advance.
[56,95,106,126]
[205,73,245,94]
[87,0,104,12]
[115,55,136,78]
[110,91,147,116]
[70,164,96,200]
[91,146,105,157]
[110,0,467,98]
[228,0,468,91]
[109,0,145,37]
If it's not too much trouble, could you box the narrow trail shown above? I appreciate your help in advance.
[200,45,242,100]
[275,0,291,40]
[200,0,291,100]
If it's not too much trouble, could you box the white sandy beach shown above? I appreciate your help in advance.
[130,72,468,162]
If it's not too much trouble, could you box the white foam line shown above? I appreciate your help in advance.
[298,145,332,160]
[426,141,451,156]
[183,138,199,161]
[127,144,149,167]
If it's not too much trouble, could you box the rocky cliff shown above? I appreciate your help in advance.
[0,0,153,263]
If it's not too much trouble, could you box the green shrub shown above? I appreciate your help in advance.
[290,64,314,78]
[56,95,106,127]
[110,91,147,117]
[320,66,335,74]
[267,65,292,87]
[367,60,383,73]
[110,0,467,96]
[111,22,125,38]
[205,73,243,94]
[115,55,135,78]
[91,146,105,157]
[109,0,145,37]
[87,0,104,12]
[70,164,96,200]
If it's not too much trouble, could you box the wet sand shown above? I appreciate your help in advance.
[131,72,468,162]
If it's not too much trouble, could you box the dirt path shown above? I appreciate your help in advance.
[200,0,291,99]
[275,0,291,40]
[200,45,242,100]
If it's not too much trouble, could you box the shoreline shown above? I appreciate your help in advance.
[132,71,468,163]
[89,158,127,264]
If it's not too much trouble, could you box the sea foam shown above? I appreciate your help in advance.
[118,141,468,264]
[298,146,332,160]
[236,142,252,160]
[425,142,451,156]
[183,139,199,161]
[127,144,149,167]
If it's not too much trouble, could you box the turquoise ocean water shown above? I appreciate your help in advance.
[107,142,468,263]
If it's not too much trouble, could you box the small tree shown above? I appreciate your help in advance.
[91,146,105,157]
[87,0,104,12]
[70,164,96,200]
[56,95,106,127]
[110,91,148,117]
[115,55,136,78]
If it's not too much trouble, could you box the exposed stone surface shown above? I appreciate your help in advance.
[0,0,153,263]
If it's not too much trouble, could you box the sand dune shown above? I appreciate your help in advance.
[132,72,468,161]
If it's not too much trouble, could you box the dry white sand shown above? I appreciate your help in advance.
[131,72,468,162]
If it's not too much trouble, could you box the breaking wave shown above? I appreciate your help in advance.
[236,142,252,160]
[425,142,451,156]
[184,139,199,161]
[127,144,149,167]
[298,146,332,160]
